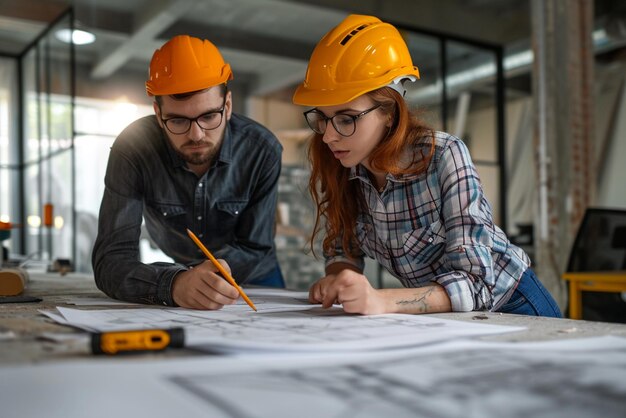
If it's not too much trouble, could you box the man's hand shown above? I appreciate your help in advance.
[172,259,239,309]
[308,269,388,315]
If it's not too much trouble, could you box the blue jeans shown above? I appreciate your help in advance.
[496,268,562,317]
[246,265,285,288]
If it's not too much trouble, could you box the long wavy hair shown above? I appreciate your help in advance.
[307,87,435,258]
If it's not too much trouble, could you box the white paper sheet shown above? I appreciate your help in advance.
[1,336,625,418]
[45,288,524,353]
[168,335,626,418]
[64,296,141,306]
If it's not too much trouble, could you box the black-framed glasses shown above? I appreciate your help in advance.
[160,94,227,135]
[303,104,381,137]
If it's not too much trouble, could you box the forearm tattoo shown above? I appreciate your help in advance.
[395,287,436,312]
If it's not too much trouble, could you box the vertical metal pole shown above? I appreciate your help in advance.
[534,0,550,243]
[16,59,26,255]
[45,37,53,260]
[440,39,448,131]
[453,92,471,139]
[35,44,43,257]
[496,46,508,233]
[70,9,77,267]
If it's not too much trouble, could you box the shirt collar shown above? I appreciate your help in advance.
[348,153,421,187]
[216,120,233,164]
[348,165,407,190]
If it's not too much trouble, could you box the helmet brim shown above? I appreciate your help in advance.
[292,84,374,107]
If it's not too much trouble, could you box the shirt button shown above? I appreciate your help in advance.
[197,216,202,220]
[163,212,167,216]
[198,233,203,238]
[198,183,203,187]
[234,211,239,215]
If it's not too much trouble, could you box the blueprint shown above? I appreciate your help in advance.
[41,288,524,353]
[1,336,625,418]
[168,336,626,418]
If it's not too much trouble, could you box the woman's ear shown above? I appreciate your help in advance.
[385,114,394,129]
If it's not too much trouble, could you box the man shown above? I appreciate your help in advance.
[93,35,284,310]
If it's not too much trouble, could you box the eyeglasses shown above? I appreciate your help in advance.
[160,94,227,135]
[303,104,381,137]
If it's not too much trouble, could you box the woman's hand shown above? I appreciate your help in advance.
[309,269,389,315]
[309,263,453,315]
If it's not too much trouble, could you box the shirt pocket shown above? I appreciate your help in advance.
[216,200,248,216]
[399,220,446,267]
[148,201,188,229]
[214,199,248,232]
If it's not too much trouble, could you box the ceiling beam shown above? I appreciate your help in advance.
[250,62,308,96]
[158,20,316,61]
[0,0,67,22]
[90,0,196,79]
[275,0,530,45]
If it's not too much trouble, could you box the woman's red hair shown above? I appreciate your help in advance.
[307,87,435,259]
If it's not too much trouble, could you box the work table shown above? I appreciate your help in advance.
[2,270,626,365]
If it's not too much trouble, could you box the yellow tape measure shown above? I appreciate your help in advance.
[91,328,185,355]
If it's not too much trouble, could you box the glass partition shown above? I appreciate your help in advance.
[0,56,19,256]
[401,28,506,228]
[403,32,443,130]
[20,11,74,263]
[73,98,153,273]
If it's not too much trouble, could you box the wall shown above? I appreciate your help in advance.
[247,96,325,289]
[246,96,310,165]
[597,74,626,208]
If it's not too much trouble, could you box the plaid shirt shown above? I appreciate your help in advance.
[325,131,529,311]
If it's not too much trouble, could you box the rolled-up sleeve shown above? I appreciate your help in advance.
[92,147,187,306]
[323,237,365,273]
[433,139,508,311]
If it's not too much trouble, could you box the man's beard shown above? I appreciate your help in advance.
[176,141,218,166]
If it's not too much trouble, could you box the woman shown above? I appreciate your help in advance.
[292,14,561,317]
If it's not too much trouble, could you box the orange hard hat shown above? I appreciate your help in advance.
[293,15,419,107]
[146,35,233,96]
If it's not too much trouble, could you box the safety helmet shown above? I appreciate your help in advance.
[146,35,233,96]
[293,15,419,107]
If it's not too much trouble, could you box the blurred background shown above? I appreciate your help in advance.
[0,0,625,314]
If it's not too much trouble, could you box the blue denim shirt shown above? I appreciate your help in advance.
[92,114,283,306]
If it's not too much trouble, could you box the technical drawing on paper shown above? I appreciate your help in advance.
[168,338,626,418]
[46,289,523,352]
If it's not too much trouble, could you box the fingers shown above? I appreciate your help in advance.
[308,281,323,303]
[217,259,232,276]
[311,271,382,314]
[322,283,340,308]
[185,290,226,310]
[309,276,339,306]
[307,275,343,308]
[198,260,239,299]
[198,278,238,305]
[172,261,241,310]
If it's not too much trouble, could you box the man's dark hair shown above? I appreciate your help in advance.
[154,83,228,105]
